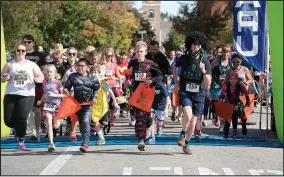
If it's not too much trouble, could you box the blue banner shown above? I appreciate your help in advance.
[233,1,267,72]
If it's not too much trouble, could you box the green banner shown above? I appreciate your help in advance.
[268,1,283,143]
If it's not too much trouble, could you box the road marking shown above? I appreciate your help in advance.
[198,167,219,175]
[267,170,283,175]
[39,146,78,175]
[122,167,133,175]
[149,167,171,171]
[174,167,183,175]
[222,168,235,175]
[248,169,265,175]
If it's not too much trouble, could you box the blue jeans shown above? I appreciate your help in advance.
[76,105,92,145]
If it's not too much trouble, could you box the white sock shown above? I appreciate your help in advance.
[97,130,104,139]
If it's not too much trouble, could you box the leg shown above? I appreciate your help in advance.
[231,112,238,137]
[223,120,231,139]
[45,112,55,151]
[3,94,17,128]
[77,106,92,152]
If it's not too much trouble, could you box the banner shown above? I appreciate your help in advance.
[233,1,267,72]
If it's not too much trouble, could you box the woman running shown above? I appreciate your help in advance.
[1,43,44,150]
[37,65,64,151]
[127,41,163,151]
[219,71,250,140]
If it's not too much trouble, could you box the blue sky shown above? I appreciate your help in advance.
[133,1,182,16]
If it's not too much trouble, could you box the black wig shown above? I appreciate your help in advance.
[184,31,210,54]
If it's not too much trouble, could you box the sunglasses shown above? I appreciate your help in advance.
[16,49,26,53]
[106,55,112,57]
[23,40,32,44]
[68,53,76,56]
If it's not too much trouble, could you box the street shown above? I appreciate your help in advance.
[1,106,283,176]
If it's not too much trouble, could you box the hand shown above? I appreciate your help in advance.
[113,102,120,110]
[1,73,10,81]
[200,63,206,74]
[47,91,56,97]
[92,100,97,104]
[220,99,226,103]
[126,67,133,76]
[37,100,42,106]
[145,79,152,86]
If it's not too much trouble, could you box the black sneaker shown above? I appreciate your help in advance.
[30,135,40,143]
[171,112,176,122]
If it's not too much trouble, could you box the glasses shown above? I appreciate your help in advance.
[23,40,32,44]
[16,49,26,53]
[68,53,76,56]
[106,55,112,57]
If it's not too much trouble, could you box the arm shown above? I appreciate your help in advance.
[202,59,212,90]
[107,89,119,109]
[33,65,44,83]
[49,83,65,98]
[210,58,217,69]
[115,67,122,89]
[240,83,250,106]
[63,74,74,95]
[1,63,11,83]
[244,67,253,85]
[92,77,101,101]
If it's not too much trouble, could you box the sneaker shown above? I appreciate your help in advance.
[177,132,186,146]
[147,138,155,145]
[30,135,40,143]
[182,144,192,154]
[129,121,135,126]
[137,140,145,151]
[17,142,26,151]
[218,126,224,133]
[177,117,182,123]
[96,138,106,145]
[157,127,163,136]
[222,135,228,141]
[195,134,201,142]
[202,121,207,126]
[79,144,88,153]
[171,112,176,121]
[48,144,56,152]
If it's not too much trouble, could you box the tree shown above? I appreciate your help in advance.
[162,30,185,52]
[160,12,169,21]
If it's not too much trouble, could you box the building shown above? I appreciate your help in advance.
[142,1,161,43]
[198,1,228,16]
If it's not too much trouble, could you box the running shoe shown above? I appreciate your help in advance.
[182,144,192,154]
[96,138,106,145]
[195,133,201,142]
[177,132,185,146]
[222,135,228,141]
[146,138,155,145]
[218,126,224,133]
[171,112,176,121]
[17,142,26,151]
[137,140,145,151]
[231,129,239,138]
[202,121,207,126]
[79,144,88,153]
[30,135,40,143]
[48,144,56,152]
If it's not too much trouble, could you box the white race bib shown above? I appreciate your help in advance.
[14,69,28,89]
[105,69,113,77]
[135,72,146,81]
[43,103,56,112]
[186,82,200,93]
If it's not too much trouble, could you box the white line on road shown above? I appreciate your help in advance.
[122,167,133,175]
[222,168,235,175]
[198,167,219,175]
[39,146,78,175]
[266,170,283,175]
[149,167,171,171]
[174,167,183,175]
[249,169,265,175]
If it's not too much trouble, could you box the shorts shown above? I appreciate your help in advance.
[179,91,205,117]
[43,102,61,117]
[151,109,165,121]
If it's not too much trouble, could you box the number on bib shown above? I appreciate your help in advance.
[186,83,200,93]
[135,72,146,81]
[43,103,56,112]
[105,69,113,77]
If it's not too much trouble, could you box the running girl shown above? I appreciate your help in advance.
[219,71,250,140]
[37,64,65,152]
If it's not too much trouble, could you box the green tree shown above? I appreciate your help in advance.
[163,30,185,52]
[160,12,169,21]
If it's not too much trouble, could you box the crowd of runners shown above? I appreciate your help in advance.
[1,31,272,154]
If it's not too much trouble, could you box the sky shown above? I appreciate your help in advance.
[133,1,182,16]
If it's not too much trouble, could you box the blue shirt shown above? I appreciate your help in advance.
[152,81,169,110]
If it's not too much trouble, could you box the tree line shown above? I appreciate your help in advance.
[1,1,141,52]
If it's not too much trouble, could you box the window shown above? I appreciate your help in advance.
[148,9,155,18]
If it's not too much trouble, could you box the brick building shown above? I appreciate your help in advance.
[142,1,161,43]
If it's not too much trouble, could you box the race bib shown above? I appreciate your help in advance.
[220,74,226,81]
[105,69,113,77]
[135,72,146,81]
[186,82,200,93]
[14,69,28,89]
[43,103,56,112]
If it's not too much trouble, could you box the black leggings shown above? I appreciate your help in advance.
[224,111,246,136]
[4,94,35,140]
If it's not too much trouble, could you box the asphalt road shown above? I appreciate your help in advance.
[1,106,283,176]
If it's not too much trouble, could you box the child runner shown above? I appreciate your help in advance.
[37,64,64,151]
[146,80,170,144]
[219,71,250,140]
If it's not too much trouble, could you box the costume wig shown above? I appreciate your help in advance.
[184,31,210,53]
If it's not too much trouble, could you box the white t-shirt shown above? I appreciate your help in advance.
[5,60,38,96]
